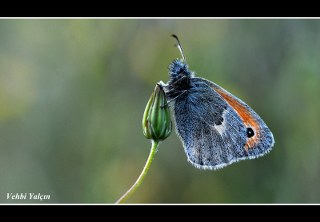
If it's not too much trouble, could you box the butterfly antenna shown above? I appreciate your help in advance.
[171,34,186,63]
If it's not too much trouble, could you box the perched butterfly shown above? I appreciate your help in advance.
[160,35,275,170]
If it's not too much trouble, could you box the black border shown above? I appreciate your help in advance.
[1,4,319,17]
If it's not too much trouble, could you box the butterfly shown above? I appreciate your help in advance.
[160,34,275,170]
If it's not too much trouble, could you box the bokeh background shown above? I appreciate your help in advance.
[0,19,319,203]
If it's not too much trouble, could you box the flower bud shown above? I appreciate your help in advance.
[142,83,172,141]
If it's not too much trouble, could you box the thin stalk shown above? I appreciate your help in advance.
[115,140,159,204]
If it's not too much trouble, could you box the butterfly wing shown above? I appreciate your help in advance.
[172,77,274,170]
[196,77,275,156]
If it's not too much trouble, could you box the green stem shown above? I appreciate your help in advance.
[115,140,159,204]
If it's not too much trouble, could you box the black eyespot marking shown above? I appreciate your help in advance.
[246,127,255,138]
[215,117,224,126]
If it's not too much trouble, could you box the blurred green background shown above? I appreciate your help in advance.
[0,19,319,203]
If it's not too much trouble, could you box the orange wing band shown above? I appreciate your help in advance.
[214,88,260,151]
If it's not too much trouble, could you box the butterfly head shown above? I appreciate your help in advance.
[169,59,193,80]
[168,35,195,92]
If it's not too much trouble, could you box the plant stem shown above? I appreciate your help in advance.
[115,140,159,204]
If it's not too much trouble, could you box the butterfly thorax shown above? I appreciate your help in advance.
[168,59,195,93]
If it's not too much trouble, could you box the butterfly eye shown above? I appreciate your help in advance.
[246,127,255,138]
[177,68,184,75]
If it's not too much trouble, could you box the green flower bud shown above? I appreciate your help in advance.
[142,83,172,142]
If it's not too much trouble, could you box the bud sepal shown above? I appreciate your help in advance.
[142,83,172,142]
